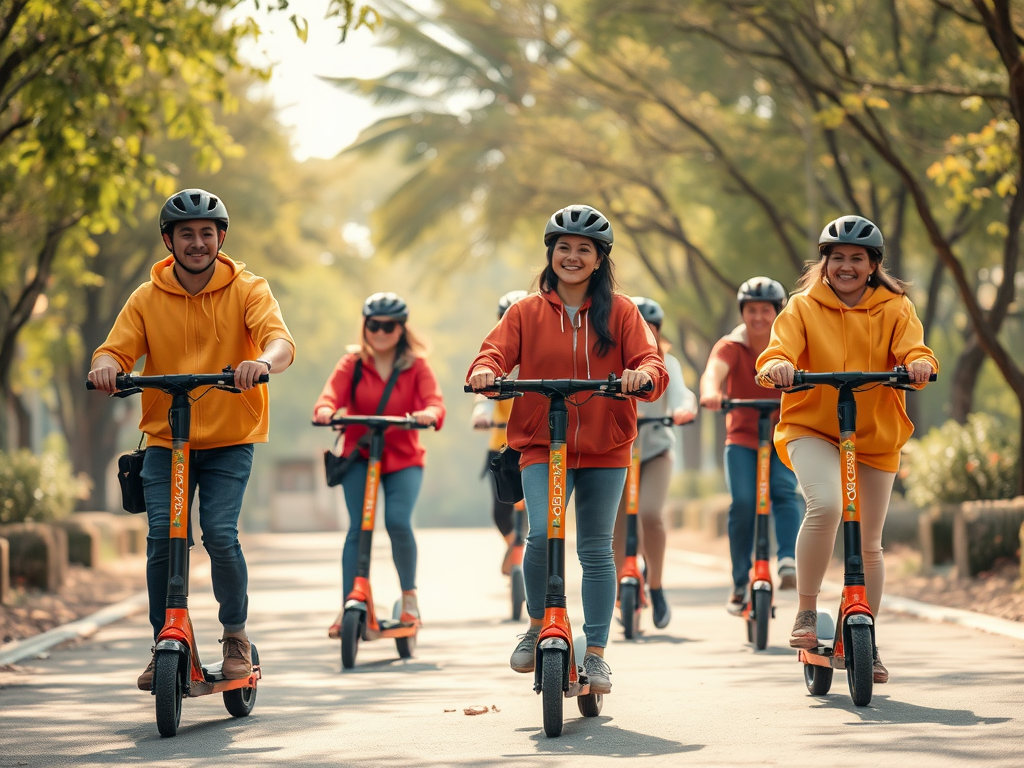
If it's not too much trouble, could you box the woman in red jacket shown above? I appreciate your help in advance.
[468,205,667,695]
[314,293,445,634]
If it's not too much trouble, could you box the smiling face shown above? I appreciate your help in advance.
[551,235,602,288]
[825,244,876,303]
[364,315,404,354]
[163,219,224,273]
[740,301,778,337]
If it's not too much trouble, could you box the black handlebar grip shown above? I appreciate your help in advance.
[258,373,270,384]
[85,381,96,390]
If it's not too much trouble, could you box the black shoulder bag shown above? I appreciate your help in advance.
[117,434,148,513]
[323,359,401,487]
[489,444,523,504]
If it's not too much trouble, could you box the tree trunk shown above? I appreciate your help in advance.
[950,335,986,424]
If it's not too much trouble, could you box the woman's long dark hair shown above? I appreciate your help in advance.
[538,238,618,357]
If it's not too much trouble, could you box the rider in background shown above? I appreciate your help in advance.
[700,277,801,615]
[612,297,696,630]
[471,290,529,574]
[756,215,937,683]
[313,293,445,634]
[89,189,295,689]
[467,205,667,694]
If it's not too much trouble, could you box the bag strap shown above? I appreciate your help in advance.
[374,366,401,415]
[336,363,402,459]
[349,357,364,405]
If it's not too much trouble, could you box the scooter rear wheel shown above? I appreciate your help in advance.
[154,650,183,738]
[620,585,638,640]
[846,623,873,706]
[511,567,526,622]
[803,662,833,695]
[577,692,603,717]
[223,643,259,717]
[752,589,771,651]
[541,648,565,737]
[341,609,362,670]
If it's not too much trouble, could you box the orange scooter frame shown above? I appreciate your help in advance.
[318,414,432,669]
[781,368,935,707]
[721,399,781,650]
[89,369,266,738]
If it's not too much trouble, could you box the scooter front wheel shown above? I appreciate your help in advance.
[223,643,259,717]
[803,662,833,695]
[541,648,565,737]
[620,585,638,640]
[752,590,771,651]
[341,610,362,669]
[154,650,183,737]
[511,567,526,622]
[846,623,873,706]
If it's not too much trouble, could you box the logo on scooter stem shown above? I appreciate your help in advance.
[171,450,186,528]
[842,439,857,515]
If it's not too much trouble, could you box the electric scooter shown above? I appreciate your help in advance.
[779,367,935,706]
[617,415,674,640]
[719,399,781,651]
[315,414,434,669]
[465,374,651,737]
[88,367,267,738]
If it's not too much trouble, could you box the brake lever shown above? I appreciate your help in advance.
[215,385,243,394]
[781,384,814,393]
[596,393,628,401]
[490,393,522,400]
[887,383,916,391]
[112,387,144,398]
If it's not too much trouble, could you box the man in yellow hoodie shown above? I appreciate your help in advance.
[88,189,295,689]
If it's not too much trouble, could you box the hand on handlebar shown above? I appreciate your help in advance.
[87,360,121,394]
[762,361,795,389]
[699,392,723,411]
[907,359,934,385]
[313,406,336,425]
[673,407,696,425]
[468,367,496,392]
[235,360,270,391]
[409,410,438,427]
[621,368,652,395]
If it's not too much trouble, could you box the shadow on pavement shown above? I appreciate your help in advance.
[809,692,1011,726]
[506,716,703,758]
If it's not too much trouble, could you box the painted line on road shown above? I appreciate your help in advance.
[670,547,1024,643]
[0,561,212,667]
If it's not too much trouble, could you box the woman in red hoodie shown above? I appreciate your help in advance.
[314,293,445,635]
[468,205,667,694]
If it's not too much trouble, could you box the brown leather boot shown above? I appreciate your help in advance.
[137,650,155,690]
[220,636,252,679]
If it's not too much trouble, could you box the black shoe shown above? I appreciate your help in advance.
[726,584,746,616]
[650,588,671,629]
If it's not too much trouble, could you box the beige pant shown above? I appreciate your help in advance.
[613,450,673,587]
[788,437,896,615]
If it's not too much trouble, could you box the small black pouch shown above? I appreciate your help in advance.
[117,437,147,514]
[489,445,524,504]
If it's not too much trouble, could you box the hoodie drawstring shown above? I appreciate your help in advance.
[584,309,591,378]
[184,296,190,356]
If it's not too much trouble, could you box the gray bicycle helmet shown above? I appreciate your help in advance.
[544,204,613,253]
[497,290,529,318]
[737,277,787,312]
[818,215,884,257]
[363,292,409,322]
[631,296,665,326]
[159,189,229,236]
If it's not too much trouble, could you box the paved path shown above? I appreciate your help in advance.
[1,529,1022,767]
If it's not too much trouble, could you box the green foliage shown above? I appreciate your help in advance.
[0,449,88,524]
[902,414,1019,507]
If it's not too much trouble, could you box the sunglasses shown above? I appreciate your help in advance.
[366,318,402,333]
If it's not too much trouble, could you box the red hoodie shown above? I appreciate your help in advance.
[467,290,668,469]
[314,353,446,475]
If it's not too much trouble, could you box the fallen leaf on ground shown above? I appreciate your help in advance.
[463,705,489,716]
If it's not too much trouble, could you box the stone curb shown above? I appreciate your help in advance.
[669,549,1024,643]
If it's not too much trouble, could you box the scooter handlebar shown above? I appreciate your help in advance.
[721,398,781,414]
[464,375,654,397]
[86,370,269,393]
[775,367,938,390]
[313,415,435,430]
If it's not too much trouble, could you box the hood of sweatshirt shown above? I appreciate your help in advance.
[151,253,244,296]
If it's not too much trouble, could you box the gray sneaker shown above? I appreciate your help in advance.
[510,627,540,673]
[583,653,612,694]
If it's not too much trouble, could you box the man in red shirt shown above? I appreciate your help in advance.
[700,277,801,614]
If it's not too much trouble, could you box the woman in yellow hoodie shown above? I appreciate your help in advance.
[756,215,937,684]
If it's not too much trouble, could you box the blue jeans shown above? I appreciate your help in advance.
[340,463,423,597]
[522,463,627,649]
[141,444,254,640]
[724,444,802,589]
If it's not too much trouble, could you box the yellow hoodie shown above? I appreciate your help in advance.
[93,254,295,450]
[756,280,938,472]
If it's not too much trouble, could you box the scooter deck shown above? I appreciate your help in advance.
[799,648,845,671]
[188,662,261,697]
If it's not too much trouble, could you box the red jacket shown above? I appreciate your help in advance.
[314,353,446,475]
[467,291,668,469]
